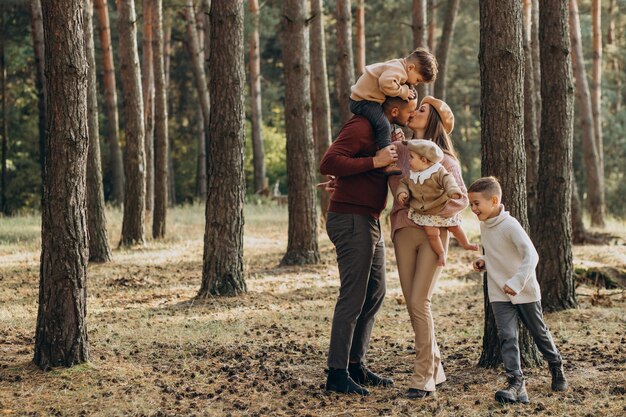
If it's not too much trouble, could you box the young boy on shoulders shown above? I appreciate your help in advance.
[468,176,568,404]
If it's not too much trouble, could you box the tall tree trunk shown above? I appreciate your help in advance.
[280,0,320,266]
[569,0,603,230]
[606,0,621,112]
[0,9,6,215]
[85,0,112,263]
[35,0,89,369]
[163,9,175,207]
[184,0,209,199]
[335,0,354,126]
[152,0,168,238]
[412,0,428,100]
[536,0,576,312]
[310,0,332,220]
[199,0,246,297]
[142,0,155,212]
[590,0,604,228]
[434,0,459,101]
[478,0,542,369]
[571,177,587,244]
[94,0,124,205]
[248,0,265,194]
[118,0,146,246]
[531,0,541,129]
[355,0,365,76]
[427,0,436,56]
[30,0,46,183]
[522,0,539,234]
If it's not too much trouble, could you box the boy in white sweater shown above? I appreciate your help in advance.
[468,177,568,404]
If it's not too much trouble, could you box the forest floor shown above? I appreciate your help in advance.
[0,204,625,417]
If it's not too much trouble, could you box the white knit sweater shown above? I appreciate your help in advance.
[479,205,542,304]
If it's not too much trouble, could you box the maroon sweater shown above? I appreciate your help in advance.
[320,116,388,218]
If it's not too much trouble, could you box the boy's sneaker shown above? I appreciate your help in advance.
[325,368,369,396]
[495,374,529,404]
[549,362,568,391]
[382,162,402,176]
[348,362,394,387]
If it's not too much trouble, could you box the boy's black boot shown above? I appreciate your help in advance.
[495,374,529,404]
[549,362,568,391]
[325,368,369,396]
[348,362,394,387]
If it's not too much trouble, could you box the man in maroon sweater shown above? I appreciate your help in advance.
[320,95,417,395]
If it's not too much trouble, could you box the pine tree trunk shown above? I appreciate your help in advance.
[310,0,332,220]
[142,0,155,212]
[571,177,587,244]
[118,0,146,246]
[569,0,603,230]
[0,10,6,215]
[184,0,209,199]
[35,0,89,369]
[199,0,246,297]
[248,0,265,195]
[522,0,539,234]
[280,0,320,266]
[152,0,168,238]
[412,0,428,100]
[434,0,459,102]
[29,0,46,183]
[85,0,112,263]
[427,0,436,56]
[531,0,541,129]
[335,0,354,125]
[478,0,542,369]
[590,0,604,228]
[94,0,124,205]
[355,0,365,77]
[536,0,576,312]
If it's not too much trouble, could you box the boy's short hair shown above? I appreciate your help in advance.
[406,47,438,83]
[468,176,502,199]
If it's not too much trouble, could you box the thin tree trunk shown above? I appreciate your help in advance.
[168,144,175,205]
[569,0,603,230]
[184,0,209,199]
[280,0,320,266]
[531,0,541,129]
[118,0,146,246]
[94,0,124,205]
[310,0,332,220]
[85,0,112,263]
[571,177,587,244]
[412,0,428,100]
[163,9,175,207]
[478,0,542,369]
[163,8,172,89]
[35,0,89,369]
[536,0,576,312]
[248,0,265,194]
[590,0,604,228]
[335,0,354,125]
[199,0,246,297]
[355,0,365,77]
[152,0,168,238]
[522,0,539,234]
[30,0,46,183]
[0,9,6,215]
[434,0,459,102]
[142,0,155,212]
[427,0,436,56]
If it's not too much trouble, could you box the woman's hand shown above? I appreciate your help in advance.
[316,175,337,193]
[391,128,406,142]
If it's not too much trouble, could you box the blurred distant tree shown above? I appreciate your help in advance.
[335,0,354,125]
[153,0,168,238]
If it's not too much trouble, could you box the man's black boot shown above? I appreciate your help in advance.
[495,374,529,404]
[348,362,394,387]
[549,362,568,391]
[325,368,369,396]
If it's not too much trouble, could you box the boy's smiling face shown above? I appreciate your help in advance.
[468,191,501,221]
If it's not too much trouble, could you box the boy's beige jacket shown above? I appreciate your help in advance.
[350,58,411,104]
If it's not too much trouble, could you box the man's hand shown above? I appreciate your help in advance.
[472,258,485,272]
[503,284,518,296]
[316,175,337,193]
[397,192,409,206]
[373,144,398,168]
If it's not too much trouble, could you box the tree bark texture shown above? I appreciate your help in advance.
[310,0,332,220]
[537,0,577,312]
[355,0,365,77]
[427,0,436,54]
[199,0,247,297]
[478,0,542,369]
[590,0,604,228]
[570,177,588,244]
[281,0,320,265]
[531,0,541,130]
[248,0,265,195]
[85,0,112,263]
[152,0,168,238]
[568,0,604,230]
[142,0,155,212]
[94,0,124,205]
[30,0,47,181]
[118,0,146,246]
[412,0,428,100]
[335,0,354,126]
[434,0,460,102]
[35,0,89,369]
[0,10,6,215]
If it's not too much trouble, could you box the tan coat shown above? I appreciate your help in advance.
[396,166,462,215]
[350,58,412,104]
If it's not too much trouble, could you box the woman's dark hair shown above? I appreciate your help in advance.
[423,108,457,160]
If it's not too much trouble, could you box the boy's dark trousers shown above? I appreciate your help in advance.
[491,301,562,375]
[349,99,392,149]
